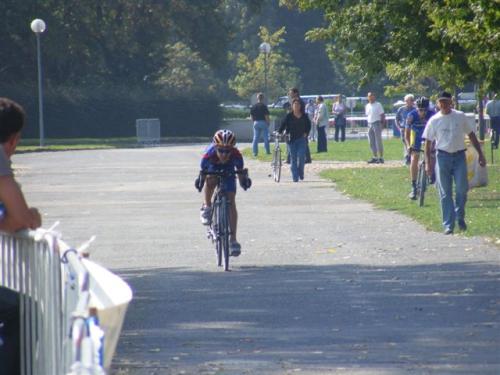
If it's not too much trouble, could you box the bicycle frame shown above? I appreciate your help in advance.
[270,132,283,182]
[416,148,435,207]
[200,169,247,271]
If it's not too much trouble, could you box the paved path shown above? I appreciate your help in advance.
[14,146,500,375]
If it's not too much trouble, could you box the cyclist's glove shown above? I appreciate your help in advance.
[195,175,204,192]
[240,177,252,190]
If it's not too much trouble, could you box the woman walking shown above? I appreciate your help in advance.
[279,98,311,182]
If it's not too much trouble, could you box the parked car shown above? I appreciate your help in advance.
[270,94,345,108]
[457,92,477,105]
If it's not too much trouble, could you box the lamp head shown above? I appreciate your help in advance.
[31,19,46,34]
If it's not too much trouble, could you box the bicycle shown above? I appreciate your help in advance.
[196,169,248,271]
[269,131,286,182]
[415,148,435,207]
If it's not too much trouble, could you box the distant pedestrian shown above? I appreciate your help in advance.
[332,96,347,142]
[395,94,415,164]
[314,96,328,153]
[365,92,386,164]
[305,99,317,141]
[250,93,271,157]
[286,88,311,164]
[422,91,486,235]
[279,98,311,182]
[485,93,500,149]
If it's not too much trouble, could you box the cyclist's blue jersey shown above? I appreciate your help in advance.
[407,109,435,129]
[201,144,244,192]
[407,109,435,151]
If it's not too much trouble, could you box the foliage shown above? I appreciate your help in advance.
[153,42,221,96]
[423,0,500,91]
[0,0,233,88]
[283,0,499,95]
[228,26,301,100]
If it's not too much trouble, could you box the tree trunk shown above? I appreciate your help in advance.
[477,84,485,141]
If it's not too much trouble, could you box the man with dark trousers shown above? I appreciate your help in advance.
[250,93,271,157]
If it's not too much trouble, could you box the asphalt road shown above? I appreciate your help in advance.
[14,145,500,375]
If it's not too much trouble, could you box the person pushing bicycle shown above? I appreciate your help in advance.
[405,97,435,200]
[195,129,251,256]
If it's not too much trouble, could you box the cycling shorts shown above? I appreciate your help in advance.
[410,126,425,152]
[214,175,236,193]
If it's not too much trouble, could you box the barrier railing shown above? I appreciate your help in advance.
[0,228,132,375]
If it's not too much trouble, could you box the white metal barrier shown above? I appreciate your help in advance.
[0,228,132,374]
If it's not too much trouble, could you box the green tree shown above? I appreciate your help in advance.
[228,26,301,101]
[282,0,499,93]
[153,42,221,96]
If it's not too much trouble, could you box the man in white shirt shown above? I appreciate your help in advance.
[423,91,486,235]
[313,96,329,152]
[365,92,386,163]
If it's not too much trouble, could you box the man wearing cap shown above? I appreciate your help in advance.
[422,91,486,235]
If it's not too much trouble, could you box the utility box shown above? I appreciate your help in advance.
[136,118,161,146]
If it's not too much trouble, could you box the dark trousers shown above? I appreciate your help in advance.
[335,124,346,142]
[0,288,20,375]
[491,117,500,148]
[317,126,327,152]
[335,116,346,142]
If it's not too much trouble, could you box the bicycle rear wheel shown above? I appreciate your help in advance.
[417,162,427,207]
[273,147,281,182]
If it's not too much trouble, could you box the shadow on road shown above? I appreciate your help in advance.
[112,262,500,374]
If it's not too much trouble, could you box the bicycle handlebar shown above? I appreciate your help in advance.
[271,131,289,141]
[199,168,248,178]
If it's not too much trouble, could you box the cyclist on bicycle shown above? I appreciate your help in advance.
[196,129,251,256]
[406,97,435,199]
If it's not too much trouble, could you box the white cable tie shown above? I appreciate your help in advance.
[78,235,96,258]
[33,221,61,241]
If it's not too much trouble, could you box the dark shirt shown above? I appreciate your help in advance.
[250,102,269,121]
[279,112,311,142]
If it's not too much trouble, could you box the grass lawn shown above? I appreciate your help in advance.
[17,137,136,152]
[244,138,500,242]
[17,136,211,152]
[242,136,406,162]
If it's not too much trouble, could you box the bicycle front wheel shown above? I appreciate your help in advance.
[219,196,231,271]
[214,203,222,267]
[417,162,427,207]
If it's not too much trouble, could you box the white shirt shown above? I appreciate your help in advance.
[485,99,500,117]
[422,109,475,153]
[365,102,384,123]
[315,103,329,127]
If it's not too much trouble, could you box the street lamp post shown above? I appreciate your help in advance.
[31,19,46,147]
[259,42,271,104]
